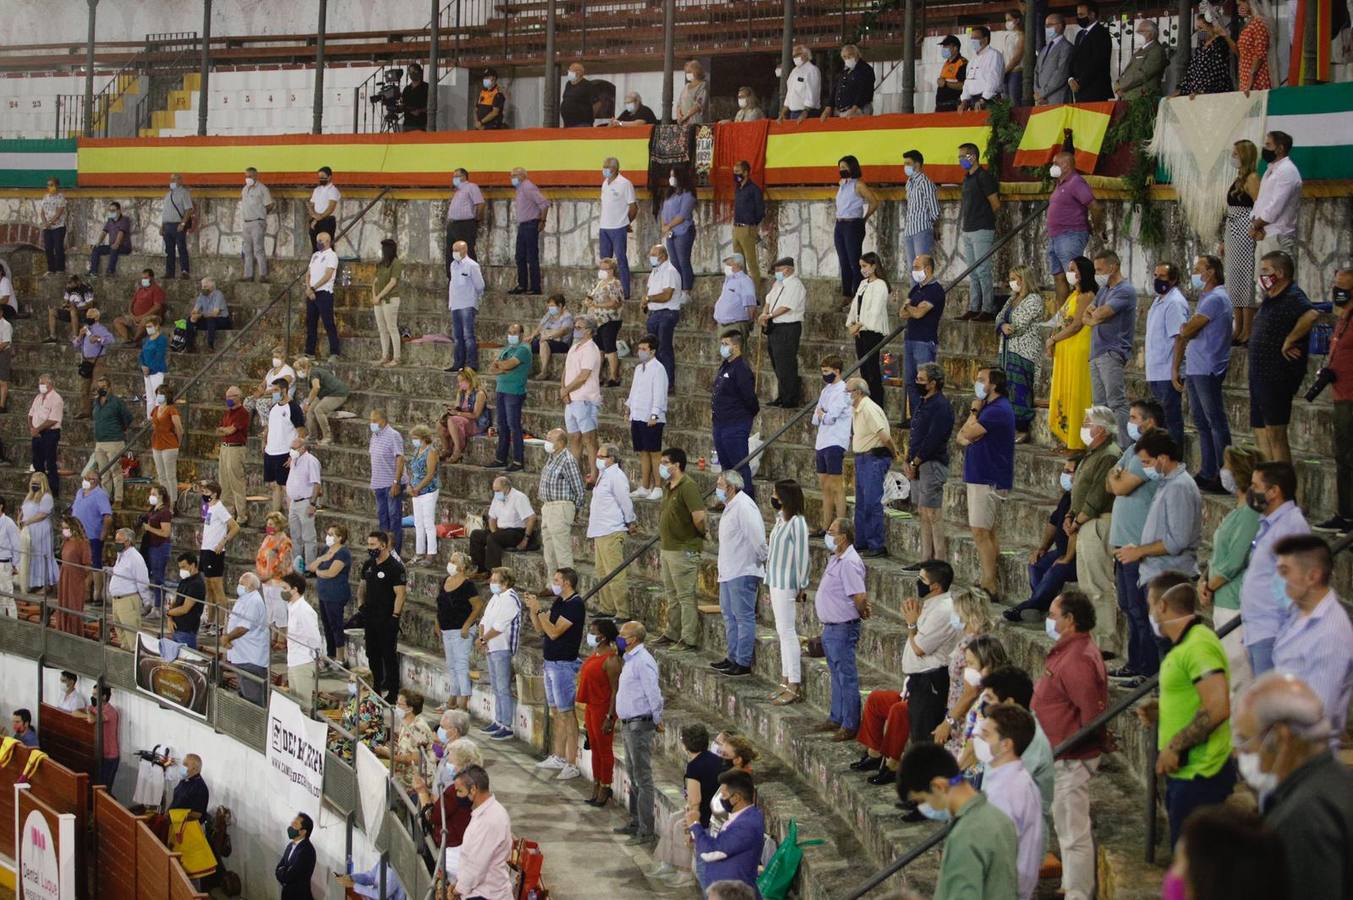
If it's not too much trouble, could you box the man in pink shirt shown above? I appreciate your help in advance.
[452,765,514,900]
[560,316,603,477]
[85,685,121,788]
[1045,151,1104,304]
[29,373,64,498]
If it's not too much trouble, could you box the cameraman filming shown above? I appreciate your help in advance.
[1318,267,1353,534]
[402,63,429,131]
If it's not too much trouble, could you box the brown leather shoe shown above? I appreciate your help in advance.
[812,719,839,733]
[831,728,859,742]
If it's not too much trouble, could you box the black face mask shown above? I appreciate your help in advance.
[917,578,931,597]
[1246,488,1269,514]
[97,388,108,398]
[368,548,380,560]
[839,170,851,180]
[770,497,782,511]
[1260,147,1278,164]
[457,795,473,808]
[1077,15,1091,26]
[822,372,837,384]
[733,173,745,184]
[1333,287,1350,306]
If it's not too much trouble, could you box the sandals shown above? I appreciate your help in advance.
[770,685,802,705]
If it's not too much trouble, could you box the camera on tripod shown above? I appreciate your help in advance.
[369,68,404,130]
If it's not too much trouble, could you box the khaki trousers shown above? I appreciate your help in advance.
[306,394,346,442]
[218,444,248,524]
[660,548,701,646]
[540,501,576,575]
[1075,515,1118,652]
[374,299,401,363]
[592,531,629,617]
[1052,757,1099,900]
[88,440,126,502]
[732,225,763,283]
[152,448,179,505]
[111,593,142,651]
[289,662,318,712]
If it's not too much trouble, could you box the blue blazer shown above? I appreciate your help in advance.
[691,804,766,898]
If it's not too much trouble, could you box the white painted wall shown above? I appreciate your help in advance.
[0,652,382,900]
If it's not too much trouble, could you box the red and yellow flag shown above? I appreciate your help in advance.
[1013,102,1116,171]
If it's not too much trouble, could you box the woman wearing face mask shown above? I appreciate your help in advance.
[732,87,763,122]
[412,738,482,851]
[674,60,708,126]
[576,617,622,807]
[138,315,169,419]
[55,515,91,636]
[1047,255,1095,450]
[149,386,183,505]
[1198,446,1262,683]
[372,238,403,367]
[995,265,1044,442]
[1164,806,1289,900]
[309,524,352,661]
[476,567,523,741]
[407,424,442,564]
[766,480,810,705]
[953,635,1014,772]
[1233,0,1273,93]
[439,367,488,463]
[937,592,1000,757]
[378,689,437,791]
[437,552,484,712]
[255,511,294,629]
[527,294,573,378]
[326,677,390,764]
[1222,140,1260,345]
[833,155,879,304]
[584,259,625,386]
[845,252,891,405]
[142,487,173,609]
[1173,13,1234,97]
[251,346,295,406]
[660,168,698,295]
[19,473,58,592]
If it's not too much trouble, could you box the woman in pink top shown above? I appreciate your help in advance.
[86,685,120,787]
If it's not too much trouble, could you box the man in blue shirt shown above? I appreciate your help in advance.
[1240,461,1310,676]
[10,709,38,747]
[730,161,765,284]
[905,362,954,567]
[72,469,114,597]
[1143,262,1189,447]
[1174,255,1233,492]
[614,620,663,845]
[712,254,759,344]
[1085,250,1137,446]
[900,253,945,425]
[958,367,1015,601]
[711,329,759,500]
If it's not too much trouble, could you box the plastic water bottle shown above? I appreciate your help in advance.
[710,450,721,473]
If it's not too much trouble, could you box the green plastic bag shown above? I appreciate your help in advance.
[757,818,825,900]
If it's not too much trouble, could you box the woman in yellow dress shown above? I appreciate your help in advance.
[1046,255,1095,451]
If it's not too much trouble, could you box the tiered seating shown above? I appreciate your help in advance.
[7,249,1343,897]
[0,74,97,138]
[150,66,381,136]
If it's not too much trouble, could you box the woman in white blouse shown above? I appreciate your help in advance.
[766,479,810,705]
[845,251,891,406]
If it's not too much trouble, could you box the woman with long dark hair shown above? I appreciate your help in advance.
[660,167,697,291]
[576,616,622,807]
[832,155,879,303]
[846,251,891,405]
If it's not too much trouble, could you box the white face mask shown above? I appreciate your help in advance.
[567,71,578,83]
[597,268,608,281]
[1067,269,1080,287]
[61,527,72,539]
[1049,164,1063,179]
[149,494,161,507]
[1005,19,1017,30]
[272,357,283,368]
[843,57,858,69]
[1008,280,1022,294]
[737,97,748,108]
[453,251,465,262]
[962,666,983,687]
[1236,750,1278,794]
[178,569,191,580]
[38,384,50,395]
[325,534,337,547]
[1080,426,1095,445]
[685,71,695,82]
[911,269,926,284]
[447,563,459,576]
[973,736,996,764]
[82,479,94,492]
[668,175,678,188]
[245,177,256,187]
[723,265,735,277]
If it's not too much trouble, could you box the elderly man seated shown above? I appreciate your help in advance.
[185,276,232,352]
[467,476,536,577]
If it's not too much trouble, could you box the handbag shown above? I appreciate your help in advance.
[78,358,96,379]
[806,636,825,658]
[757,819,824,900]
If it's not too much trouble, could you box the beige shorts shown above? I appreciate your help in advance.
[966,483,1006,530]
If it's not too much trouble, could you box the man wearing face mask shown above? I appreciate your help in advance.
[307,166,339,252]
[598,157,638,298]
[274,812,316,900]
[240,166,274,281]
[688,769,765,893]
[975,704,1044,900]
[1033,13,1073,105]
[452,765,514,898]
[536,428,585,575]
[264,378,305,515]
[89,201,132,276]
[159,172,194,279]
[897,742,1020,896]
[401,62,430,131]
[1249,131,1303,268]
[899,561,962,758]
[469,476,536,576]
[624,336,668,499]
[1067,1,1113,101]
[644,246,684,388]
[900,254,945,424]
[901,153,939,269]
[285,437,322,567]
[1248,251,1318,464]
[760,257,806,407]
[730,164,766,285]
[73,307,114,419]
[446,170,484,276]
[654,448,707,649]
[184,276,231,353]
[1045,152,1102,306]
[713,254,758,343]
[588,445,637,618]
[613,621,664,845]
[305,232,340,359]
[359,531,406,703]
[106,527,150,646]
[1173,255,1232,493]
[560,62,596,127]
[1143,262,1189,446]
[87,375,130,505]
[777,44,821,120]
[112,269,165,346]
[445,239,485,374]
[848,376,897,559]
[958,26,1005,111]
[711,329,759,500]
[814,518,870,741]
[1237,673,1353,899]
[224,572,270,705]
[198,481,238,630]
[956,142,1000,321]
[1133,575,1233,847]
[29,373,64,497]
[1084,250,1136,445]
[508,166,548,296]
[168,753,209,820]
[958,368,1015,595]
[523,567,587,780]
[905,363,954,566]
[712,470,767,678]
[560,316,603,473]
[823,43,875,118]
[1103,399,1161,670]
[72,469,113,602]
[1319,268,1353,533]
[166,553,205,648]
[934,35,967,112]
[1113,18,1166,100]
[367,409,407,555]
[215,386,250,524]
[612,91,657,126]
[281,573,322,712]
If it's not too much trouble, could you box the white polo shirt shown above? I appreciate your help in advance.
[646,261,684,311]
[308,248,338,291]
[309,183,341,219]
[599,174,636,230]
[265,401,299,456]
[488,488,534,530]
[286,451,322,501]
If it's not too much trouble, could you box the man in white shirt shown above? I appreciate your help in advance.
[713,470,768,677]
[307,166,340,251]
[0,496,20,618]
[198,481,238,629]
[644,245,685,389]
[1250,131,1304,275]
[977,704,1045,900]
[305,232,340,360]
[453,766,515,900]
[107,528,150,649]
[264,378,303,514]
[625,334,669,500]
[56,671,85,713]
[960,25,1006,110]
[285,437,323,567]
[447,240,486,373]
[599,157,638,299]
[760,257,808,407]
[778,44,822,120]
[899,561,962,760]
[224,572,270,706]
[469,476,536,575]
[280,573,323,712]
[588,444,638,617]
[812,356,853,536]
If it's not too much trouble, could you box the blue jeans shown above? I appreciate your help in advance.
[821,620,861,731]
[496,391,525,464]
[162,221,190,277]
[903,230,935,270]
[599,227,631,299]
[719,575,761,666]
[515,220,541,292]
[373,486,404,554]
[452,307,478,371]
[1047,230,1088,276]
[1247,638,1275,677]
[961,229,996,313]
[711,420,754,501]
[1116,560,1159,675]
[646,308,680,388]
[305,290,340,357]
[903,339,938,422]
[1187,373,1230,481]
[1014,548,1076,615]
[442,625,476,697]
[89,244,130,275]
[666,228,695,290]
[172,630,198,650]
[1148,380,1186,448]
[853,451,890,552]
[147,542,171,608]
[834,218,866,298]
[488,649,514,728]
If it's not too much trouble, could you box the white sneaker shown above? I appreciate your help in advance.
[629,487,647,499]
[535,755,566,770]
[647,487,663,501]
[648,863,676,878]
[556,763,582,781]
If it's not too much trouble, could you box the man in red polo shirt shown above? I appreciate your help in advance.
[215,385,251,526]
[1032,588,1108,900]
[112,269,167,345]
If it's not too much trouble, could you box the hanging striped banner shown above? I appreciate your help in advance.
[76,127,652,188]
[1013,101,1116,171]
[763,111,991,185]
[0,139,78,189]
[1264,82,1353,181]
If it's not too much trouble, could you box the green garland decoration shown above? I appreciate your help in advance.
[1102,91,1166,248]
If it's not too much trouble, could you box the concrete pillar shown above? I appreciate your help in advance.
[901,0,915,113]
[543,0,558,127]
[778,0,796,115]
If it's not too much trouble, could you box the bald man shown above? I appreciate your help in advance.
[511,167,550,295]
[160,172,194,279]
[305,232,340,359]
[537,427,585,574]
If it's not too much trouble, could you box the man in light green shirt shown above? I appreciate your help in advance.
[898,743,1020,900]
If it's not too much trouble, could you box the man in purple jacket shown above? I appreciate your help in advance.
[689,768,766,896]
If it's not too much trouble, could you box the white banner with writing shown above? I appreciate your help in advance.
[265,692,327,824]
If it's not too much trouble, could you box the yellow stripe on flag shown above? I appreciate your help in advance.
[763,112,990,184]
[1014,102,1114,170]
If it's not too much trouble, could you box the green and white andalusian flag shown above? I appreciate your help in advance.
[0,138,77,189]
[1264,83,1353,181]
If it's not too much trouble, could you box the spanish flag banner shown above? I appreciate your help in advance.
[1013,102,1116,171]
[763,111,991,186]
[77,127,652,188]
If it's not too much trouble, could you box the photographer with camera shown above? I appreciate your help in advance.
[1315,268,1353,534]
[402,63,428,131]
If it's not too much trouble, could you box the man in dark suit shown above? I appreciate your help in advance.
[1069,1,1114,101]
[275,812,316,900]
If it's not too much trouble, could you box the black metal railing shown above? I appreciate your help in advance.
[132,33,201,136]
[53,92,109,139]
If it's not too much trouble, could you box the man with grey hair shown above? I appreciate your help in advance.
[824,43,875,118]
[240,166,274,281]
[1034,12,1073,104]
[589,444,637,617]
[185,275,231,352]
[225,570,270,705]
[537,427,585,575]
[469,475,536,575]
[713,254,758,342]
[612,91,657,126]
[285,436,322,567]
[645,244,685,387]
[713,470,767,677]
[1066,405,1121,651]
[509,166,549,295]
[599,156,638,298]
[160,171,194,279]
[848,375,898,558]
[437,708,473,790]
[1114,18,1166,100]
[1235,671,1353,899]
[561,316,603,473]
[106,526,150,648]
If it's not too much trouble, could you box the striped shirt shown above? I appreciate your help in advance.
[903,170,940,237]
[1272,590,1353,743]
[538,448,586,511]
[766,514,810,591]
[368,424,407,490]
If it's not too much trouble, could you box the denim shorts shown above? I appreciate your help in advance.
[1046,230,1088,276]
[543,658,582,710]
[564,399,599,434]
[815,445,846,475]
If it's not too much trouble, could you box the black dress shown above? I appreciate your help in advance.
[1180,38,1233,95]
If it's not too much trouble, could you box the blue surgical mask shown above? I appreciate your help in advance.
[940,47,953,60]
[1059,472,1074,492]
[959,157,974,171]
[719,344,732,359]
[483,78,493,90]
[494,490,506,502]
[615,636,627,653]
[1045,617,1060,640]
[369,422,380,433]
[658,463,671,481]
[452,176,463,188]
[1220,468,1237,494]
[824,534,837,552]
[1127,421,1142,442]
[918,802,950,822]
[1190,273,1206,290]
[904,164,916,178]
[587,633,600,648]
[1273,575,1291,611]
[176,764,189,780]
[1143,464,1162,481]
[437,726,449,743]
[507,334,520,346]
[1045,26,1057,40]
[272,392,283,404]
[490,583,504,595]
[715,487,728,503]
[602,167,614,179]
[547,306,559,317]
[510,176,521,187]
[551,583,563,596]
[974,382,988,400]
[595,457,606,471]
[236,585,247,598]
[648,255,660,266]
[573,329,584,341]
[774,271,786,283]
[347,683,358,696]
